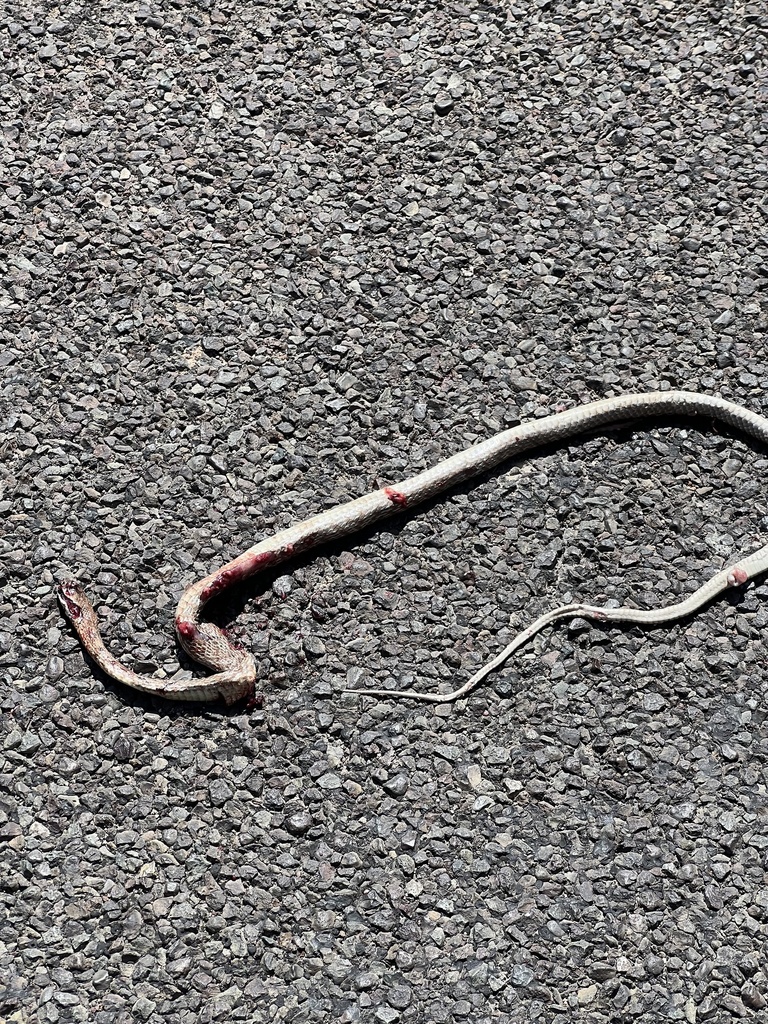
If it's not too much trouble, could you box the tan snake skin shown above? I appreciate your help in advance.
[58,391,768,705]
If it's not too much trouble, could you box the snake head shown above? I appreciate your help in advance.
[57,579,86,621]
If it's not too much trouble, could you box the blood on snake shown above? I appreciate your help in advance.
[58,391,768,705]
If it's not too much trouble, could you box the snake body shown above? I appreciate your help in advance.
[58,391,768,705]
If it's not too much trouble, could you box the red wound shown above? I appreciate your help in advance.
[251,550,277,569]
[62,596,82,620]
[176,618,198,640]
[201,551,278,602]
[201,569,235,603]
[384,487,408,508]
[729,567,749,586]
[58,583,84,620]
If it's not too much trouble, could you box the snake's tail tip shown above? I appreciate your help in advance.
[346,688,402,699]
[347,688,456,703]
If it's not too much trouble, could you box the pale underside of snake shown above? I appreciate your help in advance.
[58,391,768,706]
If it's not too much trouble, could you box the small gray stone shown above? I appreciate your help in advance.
[132,996,157,1020]
[272,575,292,598]
[590,963,617,981]
[509,965,534,986]
[122,909,143,938]
[0,822,23,842]
[355,971,379,990]
[317,773,342,790]
[303,635,326,657]
[19,733,42,755]
[741,983,767,1010]
[721,994,747,1017]
[46,656,65,680]
[209,779,234,806]
[285,812,312,835]
[4,730,23,750]
[534,546,560,569]
[382,773,409,797]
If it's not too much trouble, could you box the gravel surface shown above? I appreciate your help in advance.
[2,2,768,1021]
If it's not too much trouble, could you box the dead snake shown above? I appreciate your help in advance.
[58,391,768,705]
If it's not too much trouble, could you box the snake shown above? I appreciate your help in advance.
[58,391,768,706]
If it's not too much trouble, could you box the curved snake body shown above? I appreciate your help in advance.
[58,391,768,704]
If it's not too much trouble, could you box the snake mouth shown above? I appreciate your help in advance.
[57,580,84,620]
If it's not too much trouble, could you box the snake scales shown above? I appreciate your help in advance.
[59,391,768,705]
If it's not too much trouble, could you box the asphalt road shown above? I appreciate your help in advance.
[2,2,767,1022]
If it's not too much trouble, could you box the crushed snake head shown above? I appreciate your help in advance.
[58,579,88,621]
